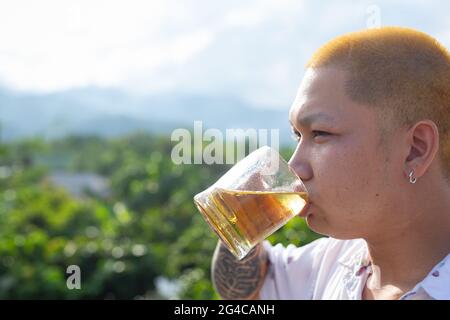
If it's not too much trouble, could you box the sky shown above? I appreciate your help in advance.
[1,0,450,110]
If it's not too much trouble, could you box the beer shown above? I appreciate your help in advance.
[194,188,308,259]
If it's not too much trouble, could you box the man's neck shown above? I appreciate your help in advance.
[365,187,450,291]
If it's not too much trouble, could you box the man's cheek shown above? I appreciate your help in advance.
[329,162,366,207]
[317,168,351,209]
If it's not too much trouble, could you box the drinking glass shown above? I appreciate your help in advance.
[193,146,309,260]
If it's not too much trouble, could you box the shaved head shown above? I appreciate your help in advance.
[307,26,450,182]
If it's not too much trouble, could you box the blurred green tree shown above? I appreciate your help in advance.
[0,134,321,299]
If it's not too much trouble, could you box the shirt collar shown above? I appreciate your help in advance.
[337,240,450,300]
[417,253,450,300]
[337,239,370,272]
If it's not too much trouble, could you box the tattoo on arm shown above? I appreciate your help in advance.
[211,241,269,300]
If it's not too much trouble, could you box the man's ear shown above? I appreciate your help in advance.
[404,120,440,179]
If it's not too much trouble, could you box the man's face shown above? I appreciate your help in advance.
[289,67,405,239]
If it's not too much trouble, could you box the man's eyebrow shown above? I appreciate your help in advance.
[290,112,336,128]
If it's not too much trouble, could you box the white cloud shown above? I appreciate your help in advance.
[0,0,449,112]
[222,0,305,30]
[0,0,216,92]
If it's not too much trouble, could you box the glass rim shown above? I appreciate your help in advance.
[258,145,303,182]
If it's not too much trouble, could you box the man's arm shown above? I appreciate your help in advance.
[211,240,269,300]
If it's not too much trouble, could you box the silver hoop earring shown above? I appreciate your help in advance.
[409,170,417,184]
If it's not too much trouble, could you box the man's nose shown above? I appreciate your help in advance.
[288,145,313,182]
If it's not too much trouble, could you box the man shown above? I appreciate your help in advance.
[211,26,450,300]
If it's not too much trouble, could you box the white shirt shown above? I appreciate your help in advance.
[259,237,450,300]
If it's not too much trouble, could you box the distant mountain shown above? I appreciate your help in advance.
[0,87,294,145]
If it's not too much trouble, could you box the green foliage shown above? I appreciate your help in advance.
[0,134,321,299]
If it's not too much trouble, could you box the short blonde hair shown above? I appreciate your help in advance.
[307,26,450,182]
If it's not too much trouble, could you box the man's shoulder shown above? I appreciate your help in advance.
[259,237,368,299]
[318,237,367,265]
[302,236,366,255]
[263,236,366,266]
[323,237,366,251]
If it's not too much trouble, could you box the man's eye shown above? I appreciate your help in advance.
[312,130,330,138]
[291,129,302,141]
[291,129,330,142]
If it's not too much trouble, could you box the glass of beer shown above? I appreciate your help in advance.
[193,146,309,260]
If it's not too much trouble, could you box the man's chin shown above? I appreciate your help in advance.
[307,218,363,240]
[305,213,328,235]
[305,213,345,238]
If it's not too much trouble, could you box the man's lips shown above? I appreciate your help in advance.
[298,202,312,218]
